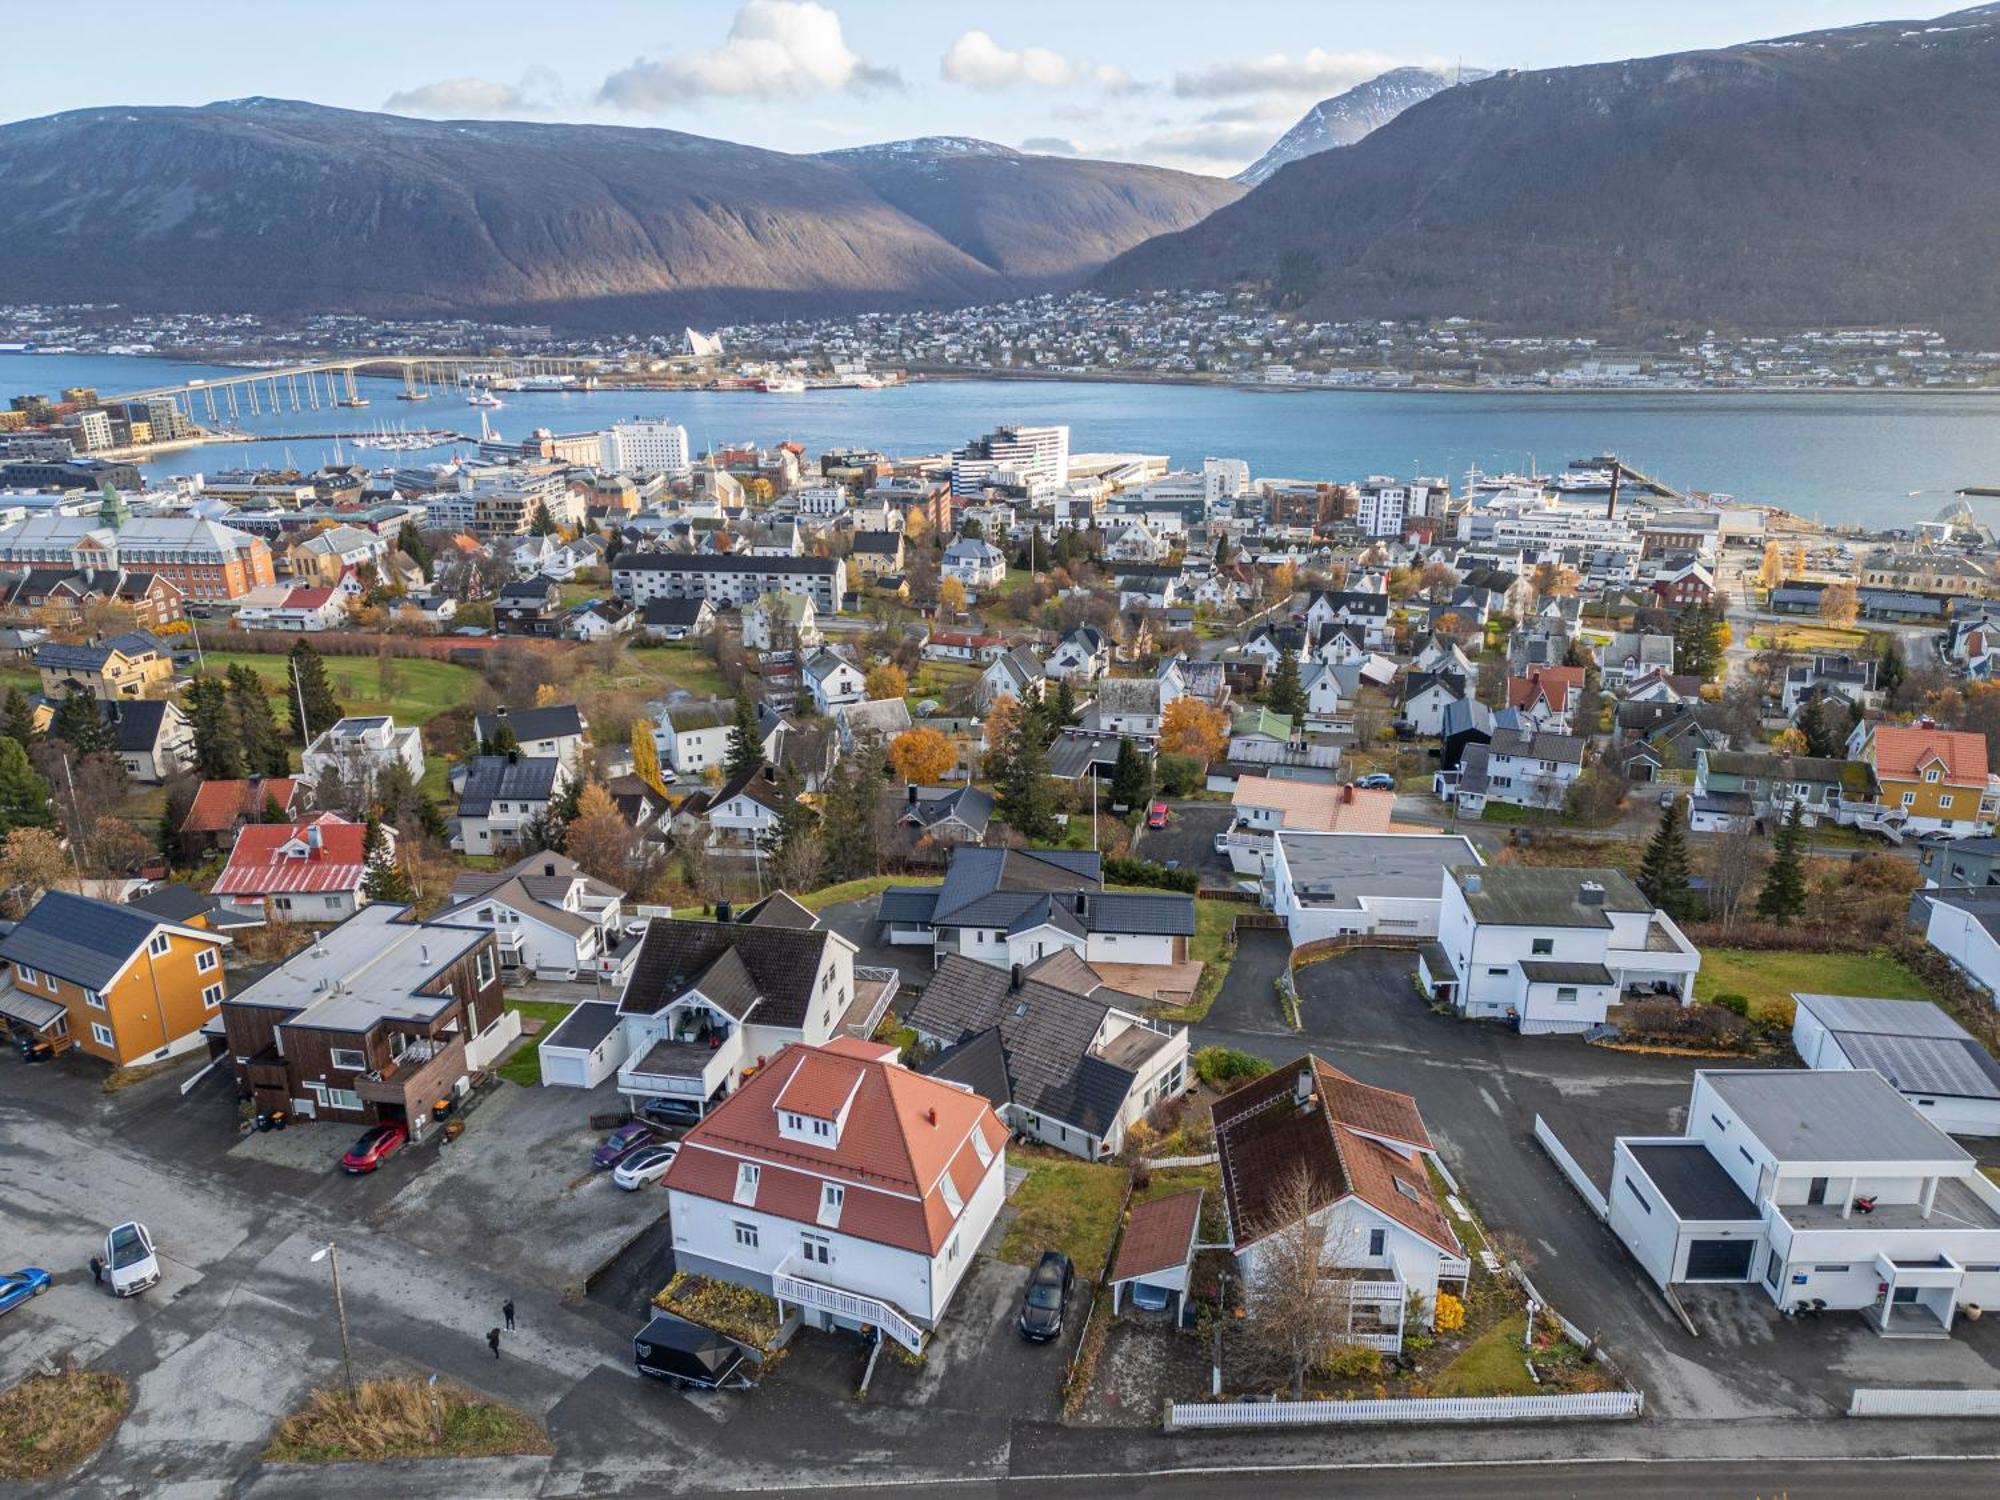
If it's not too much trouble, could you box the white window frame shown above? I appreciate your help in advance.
[196,948,219,974]
[329,1047,367,1072]
[148,932,171,957]
[733,1220,759,1250]
[91,1021,115,1048]
[475,948,496,986]
[84,987,105,1010]
[17,964,39,988]
[202,983,223,1009]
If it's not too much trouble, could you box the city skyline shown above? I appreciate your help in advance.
[0,0,1961,175]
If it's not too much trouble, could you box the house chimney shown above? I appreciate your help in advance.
[543,861,556,877]
[507,748,519,764]
[907,783,919,804]
[925,1106,938,1126]
[1343,783,1355,804]
[495,705,508,718]
[1075,891,1089,920]
[1579,880,1605,906]
[1010,962,1023,992]
[1293,1066,1314,1105]
[306,823,323,852]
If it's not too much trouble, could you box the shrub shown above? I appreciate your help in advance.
[1193,1045,1271,1088]
[1155,753,1205,798]
[1622,999,1751,1050]
[1104,856,1198,893]
[1434,1292,1466,1333]
[1712,992,1751,1018]
[1319,1346,1383,1380]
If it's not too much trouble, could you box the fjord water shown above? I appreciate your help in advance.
[6,353,1998,529]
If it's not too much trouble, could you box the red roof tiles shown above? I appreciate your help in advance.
[182,777,301,834]
[213,813,370,896]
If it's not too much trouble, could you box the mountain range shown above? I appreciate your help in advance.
[1233,66,1488,187]
[0,101,1239,332]
[1101,6,2000,339]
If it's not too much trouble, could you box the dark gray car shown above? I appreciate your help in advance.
[1017,1250,1074,1342]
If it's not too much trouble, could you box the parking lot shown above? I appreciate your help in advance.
[1128,800,1237,888]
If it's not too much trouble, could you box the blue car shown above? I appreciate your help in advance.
[0,1268,51,1316]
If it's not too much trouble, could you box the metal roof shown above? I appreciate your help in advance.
[1705,1070,1973,1165]
[540,999,623,1054]
[1794,993,1975,1041]
[1519,961,1616,986]
[1456,867,1649,928]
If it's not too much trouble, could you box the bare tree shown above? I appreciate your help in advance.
[1705,820,1765,930]
[1248,1165,1364,1400]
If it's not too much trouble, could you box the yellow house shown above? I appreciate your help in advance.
[31,631,175,700]
[1858,724,1999,834]
[0,890,230,1066]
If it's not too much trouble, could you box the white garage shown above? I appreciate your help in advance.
[536,1001,631,1090]
[1792,992,2000,1138]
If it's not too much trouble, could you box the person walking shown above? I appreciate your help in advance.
[502,1298,516,1332]
[88,1255,103,1287]
[487,1327,502,1360]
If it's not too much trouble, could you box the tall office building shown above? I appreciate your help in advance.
[950,424,1069,497]
[599,419,691,477]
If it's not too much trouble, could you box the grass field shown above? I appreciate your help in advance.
[1747,626,1870,652]
[1693,947,1935,1025]
[0,1369,130,1481]
[1430,1314,1538,1397]
[997,1154,1128,1279]
[264,1378,550,1464]
[198,652,482,729]
[627,642,732,702]
[797,874,940,912]
[496,999,578,1086]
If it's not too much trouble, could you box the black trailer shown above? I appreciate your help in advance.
[634,1313,753,1390]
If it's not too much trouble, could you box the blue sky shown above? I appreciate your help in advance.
[0,1,1958,174]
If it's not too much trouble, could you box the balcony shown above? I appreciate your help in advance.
[356,1033,465,1107]
[620,1024,743,1101]
[771,1256,926,1354]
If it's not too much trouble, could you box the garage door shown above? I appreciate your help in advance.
[1683,1238,1755,1281]
[539,1051,590,1089]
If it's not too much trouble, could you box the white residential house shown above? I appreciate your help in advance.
[1437,728,1585,815]
[662,1036,1008,1352]
[1604,1069,2000,1334]
[656,700,737,776]
[1425,866,1700,1035]
[473,704,590,776]
[703,766,789,853]
[436,851,631,984]
[979,646,1046,709]
[1791,992,2000,1138]
[1105,522,1170,563]
[301,716,426,797]
[1304,590,1392,649]
[1090,676,1176,739]
[1045,626,1109,683]
[1399,671,1466,738]
[741,592,821,652]
[942,538,1008,592]
[1921,888,2000,1001]
[803,651,867,714]
[1269,831,1483,944]
[1297,663,1347,733]
[452,754,572,856]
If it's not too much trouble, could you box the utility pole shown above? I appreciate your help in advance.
[311,1242,356,1402]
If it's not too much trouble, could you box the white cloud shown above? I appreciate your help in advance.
[599,1,899,110]
[1021,136,1079,156]
[1174,49,1411,100]
[942,30,1078,89]
[381,70,561,119]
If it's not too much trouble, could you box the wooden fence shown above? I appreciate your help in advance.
[1164,1391,1643,1429]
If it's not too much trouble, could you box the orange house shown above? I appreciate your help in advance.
[0,890,230,1066]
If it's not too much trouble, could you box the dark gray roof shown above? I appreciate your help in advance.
[933,847,1103,923]
[738,891,820,930]
[1458,867,1650,928]
[878,886,943,924]
[1835,1033,2000,1101]
[642,597,712,624]
[457,755,563,817]
[1706,1070,1972,1164]
[474,705,584,744]
[1519,961,1615,986]
[1486,727,1585,765]
[850,531,902,555]
[618,915,832,1028]
[1794,993,1974,1040]
[541,999,623,1053]
[925,1025,1014,1108]
[1047,735,1122,779]
[1627,1143,1761,1223]
[127,883,218,924]
[901,785,994,834]
[1440,697,1494,740]
[0,890,200,990]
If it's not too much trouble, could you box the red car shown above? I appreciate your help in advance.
[341,1121,409,1174]
[1145,802,1170,830]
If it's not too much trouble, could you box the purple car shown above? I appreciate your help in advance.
[593,1121,660,1169]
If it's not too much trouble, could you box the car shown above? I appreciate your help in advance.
[341,1121,409,1174]
[0,1268,51,1317]
[1163,858,1181,872]
[1146,802,1170,829]
[1018,1250,1075,1342]
[104,1222,159,1297]
[593,1120,661,1169]
[1659,788,1678,809]
[641,1096,704,1129]
[1355,773,1396,791]
[612,1143,681,1190]
[1213,832,1232,856]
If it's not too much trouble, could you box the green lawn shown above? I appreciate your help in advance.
[997,1155,1128,1280]
[1155,897,1238,1024]
[496,999,578,1087]
[630,643,732,702]
[1693,948,1935,1026]
[797,874,940,912]
[197,651,481,729]
[1431,1314,1538,1397]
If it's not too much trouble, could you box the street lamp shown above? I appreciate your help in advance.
[310,1242,357,1401]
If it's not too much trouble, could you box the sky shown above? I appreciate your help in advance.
[0,1,1965,175]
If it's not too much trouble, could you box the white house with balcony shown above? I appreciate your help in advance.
[1425,866,1700,1035]
[301,715,426,796]
[434,850,630,984]
[1215,1054,1468,1354]
[1604,1069,2000,1335]
[942,537,1008,592]
[661,1036,1008,1352]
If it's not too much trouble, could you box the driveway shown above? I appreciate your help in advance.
[1201,927,1293,1038]
[816,897,936,992]
[1128,801,1236,888]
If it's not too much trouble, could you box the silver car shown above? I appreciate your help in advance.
[105,1221,159,1297]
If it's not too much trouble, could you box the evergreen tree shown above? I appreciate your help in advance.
[1879,635,1906,696]
[531,500,559,536]
[227,664,290,776]
[724,694,766,781]
[185,676,244,780]
[1214,535,1233,565]
[480,722,520,757]
[51,689,110,755]
[1110,735,1152,811]
[997,702,1059,840]
[1674,604,1725,681]
[1636,795,1696,920]
[1266,651,1305,721]
[2,688,37,746]
[819,740,884,880]
[0,736,52,837]
[260,793,288,824]
[400,527,432,580]
[1798,695,1840,759]
[286,639,344,743]
[360,815,414,903]
[1052,678,1079,729]
[417,793,449,842]
[1756,802,1809,926]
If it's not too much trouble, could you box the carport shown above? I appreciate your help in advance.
[1107,1188,1203,1316]
[536,1000,629,1089]
[1,985,71,1056]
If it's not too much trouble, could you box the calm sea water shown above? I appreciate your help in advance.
[5,352,1999,529]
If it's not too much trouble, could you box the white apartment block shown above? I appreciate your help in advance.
[612,553,845,614]
[950,424,1070,497]
[599,419,691,477]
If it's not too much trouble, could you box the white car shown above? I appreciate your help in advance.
[104,1222,159,1297]
[1213,832,1231,856]
[612,1143,680,1191]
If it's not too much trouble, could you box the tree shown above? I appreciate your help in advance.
[1817,580,1859,629]
[1878,635,1906,696]
[1706,820,1765,931]
[401,526,432,580]
[480,721,520,757]
[564,782,636,886]
[1418,561,1459,598]
[1674,604,1726,681]
[227,665,290,776]
[1272,248,1322,310]
[864,664,909,702]
[0,826,72,909]
[1159,698,1228,763]
[1797,696,1841,759]
[888,727,957,785]
[819,738,887,881]
[1756,540,1784,591]
[185,676,244,780]
[1266,652,1304,721]
[86,815,151,878]
[50,690,109,756]
[1249,1165,1362,1400]
[1110,736,1152,811]
[2,688,37,746]
[1756,803,1809,925]
[1636,796,1696,920]
[1052,678,1079,729]
[996,704,1059,841]
[1266,561,1298,606]
[361,815,414,903]
[938,576,967,615]
[0,737,51,838]
[286,639,344,743]
[530,500,559,536]
[375,644,402,700]
[725,694,766,781]
[1214,535,1233,565]
[981,693,1021,785]
[630,718,666,795]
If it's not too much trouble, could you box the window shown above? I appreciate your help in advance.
[800,1233,831,1265]
[1487,967,1509,977]
[1940,795,1954,811]
[735,1162,760,1204]
[1622,1177,1652,1215]
[17,965,38,988]
[1738,1145,1755,1164]
[329,1087,362,1111]
[1925,768,1941,783]
[91,1022,115,1048]
[1812,1264,1852,1274]
[939,1173,963,1214]
[1367,1228,1386,1255]
[1531,938,1554,956]
[1393,1178,1421,1203]
[202,984,223,1009]
[1901,791,1917,808]
[821,1183,844,1216]
[330,1048,366,1071]
[475,948,495,986]
[84,988,105,1011]
[190,946,220,976]
[1556,986,1579,1005]
[149,932,171,957]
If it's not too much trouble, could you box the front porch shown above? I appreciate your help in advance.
[772,1255,928,1355]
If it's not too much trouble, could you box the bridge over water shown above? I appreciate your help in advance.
[104,356,604,424]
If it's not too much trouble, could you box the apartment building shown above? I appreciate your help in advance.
[612,553,845,614]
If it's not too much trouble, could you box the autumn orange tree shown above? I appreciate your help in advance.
[888,727,957,785]
[938,576,968,614]
[865,664,909,701]
[1158,697,1228,762]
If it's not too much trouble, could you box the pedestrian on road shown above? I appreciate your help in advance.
[503,1298,516,1332]
[487,1327,502,1359]
[88,1255,103,1287]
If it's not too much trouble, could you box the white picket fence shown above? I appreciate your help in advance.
[1165,1391,1642,1430]
[1849,1388,2000,1418]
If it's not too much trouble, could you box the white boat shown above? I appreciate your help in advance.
[1552,467,1615,491]
[467,392,504,408]
[756,375,806,394]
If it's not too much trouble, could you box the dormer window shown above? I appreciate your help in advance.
[1925,767,1942,783]
[818,1181,844,1228]
[939,1172,963,1216]
[734,1162,760,1205]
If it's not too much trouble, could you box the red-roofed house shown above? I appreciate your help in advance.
[213,813,381,922]
[662,1037,1008,1352]
[1212,1054,1467,1354]
[1852,723,2000,836]
[1506,664,1587,734]
[180,775,307,856]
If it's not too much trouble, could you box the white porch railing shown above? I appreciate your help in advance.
[772,1261,926,1354]
[1438,1256,1472,1281]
